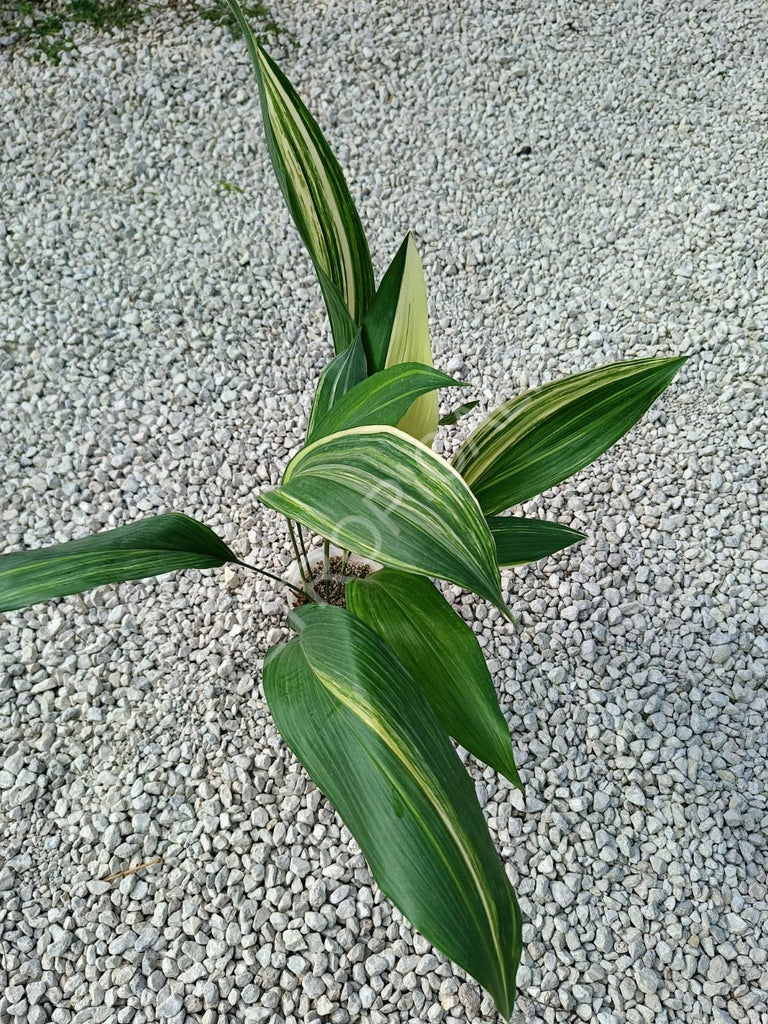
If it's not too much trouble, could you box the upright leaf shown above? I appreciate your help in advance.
[362,234,438,444]
[259,425,509,615]
[346,568,522,789]
[228,0,374,351]
[453,357,686,514]
[488,516,585,566]
[264,603,522,1018]
[0,514,236,613]
[439,399,480,427]
[309,363,463,443]
[306,335,367,440]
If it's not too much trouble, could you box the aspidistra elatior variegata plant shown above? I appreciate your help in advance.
[0,2,686,1015]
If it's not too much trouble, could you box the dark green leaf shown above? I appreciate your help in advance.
[265,603,522,1018]
[346,568,522,789]
[0,514,236,613]
[439,399,480,426]
[488,516,585,566]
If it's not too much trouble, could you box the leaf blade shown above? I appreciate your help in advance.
[0,514,236,613]
[453,357,686,514]
[346,568,522,789]
[309,362,464,443]
[439,399,480,426]
[259,426,508,614]
[228,0,374,350]
[488,516,585,566]
[265,604,522,1017]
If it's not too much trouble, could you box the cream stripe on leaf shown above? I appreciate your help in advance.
[0,514,236,612]
[228,0,374,352]
[453,356,687,515]
[258,425,510,616]
[263,604,522,1019]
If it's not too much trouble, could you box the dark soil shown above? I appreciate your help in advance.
[293,556,372,608]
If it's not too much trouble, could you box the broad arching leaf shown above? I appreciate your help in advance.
[0,514,235,613]
[308,363,463,443]
[488,516,585,566]
[346,568,522,789]
[453,357,686,514]
[306,335,367,441]
[229,0,374,352]
[362,234,438,444]
[264,603,522,1018]
[259,426,509,615]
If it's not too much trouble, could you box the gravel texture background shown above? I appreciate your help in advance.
[1,2,766,1023]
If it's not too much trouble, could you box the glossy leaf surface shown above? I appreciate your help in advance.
[264,603,522,1018]
[259,426,509,614]
[309,363,463,443]
[0,514,235,612]
[488,516,585,566]
[229,0,374,351]
[346,568,522,789]
[453,357,686,514]
[439,399,480,426]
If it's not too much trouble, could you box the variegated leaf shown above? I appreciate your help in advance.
[453,357,686,514]
[265,603,522,1018]
[362,234,438,444]
[228,0,374,351]
[259,426,509,615]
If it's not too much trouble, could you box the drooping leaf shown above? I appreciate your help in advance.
[453,357,686,514]
[228,0,374,352]
[488,516,585,566]
[0,514,236,613]
[309,363,464,443]
[306,335,367,440]
[259,425,509,615]
[439,399,480,426]
[264,603,522,1018]
[346,568,522,789]
[362,234,438,444]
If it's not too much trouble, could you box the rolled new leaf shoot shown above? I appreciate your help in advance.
[0,513,236,613]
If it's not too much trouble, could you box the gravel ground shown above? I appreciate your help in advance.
[1,2,766,1023]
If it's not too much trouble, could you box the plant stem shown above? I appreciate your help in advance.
[286,520,309,584]
[323,538,330,596]
[297,522,312,581]
[340,547,349,577]
[236,560,306,599]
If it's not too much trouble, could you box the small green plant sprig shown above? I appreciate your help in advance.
[0,1,686,1015]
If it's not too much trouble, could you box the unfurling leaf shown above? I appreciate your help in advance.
[264,603,522,1018]
[259,425,510,615]
[488,516,585,566]
[0,514,236,613]
[362,234,438,444]
[229,0,374,352]
[453,357,686,514]
[346,567,522,789]
[308,363,463,443]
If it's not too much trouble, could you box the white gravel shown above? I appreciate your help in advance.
[1,3,766,1024]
